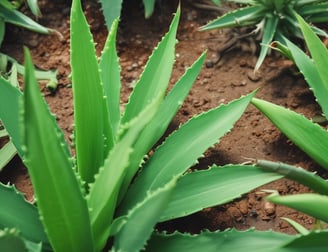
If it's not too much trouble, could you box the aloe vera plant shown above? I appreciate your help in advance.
[200,0,328,70]
[245,14,328,248]
[0,0,294,250]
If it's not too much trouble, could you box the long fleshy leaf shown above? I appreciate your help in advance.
[159,165,282,221]
[143,0,156,18]
[0,184,49,247]
[280,231,328,251]
[70,0,109,183]
[0,5,50,34]
[118,52,207,202]
[118,91,256,215]
[200,5,263,30]
[281,37,328,118]
[255,15,278,71]
[99,19,121,140]
[121,7,180,125]
[0,78,22,156]
[251,98,328,170]
[267,193,328,223]
[256,160,328,195]
[88,96,162,251]
[22,48,94,252]
[146,229,294,252]
[114,179,176,252]
[98,0,122,30]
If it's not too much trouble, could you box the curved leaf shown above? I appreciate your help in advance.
[159,165,282,221]
[251,98,328,170]
[119,91,256,216]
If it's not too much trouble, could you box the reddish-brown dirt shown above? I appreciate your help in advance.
[0,0,324,236]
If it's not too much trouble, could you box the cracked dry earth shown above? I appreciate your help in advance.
[1,0,325,235]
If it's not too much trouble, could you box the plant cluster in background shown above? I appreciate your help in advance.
[200,0,328,70]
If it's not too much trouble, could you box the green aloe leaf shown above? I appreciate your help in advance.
[114,179,176,252]
[119,91,256,215]
[143,0,156,18]
[121,7,180,125]
[0,228,29,252]
[280,218,310,235]
[159,165,282,221]
[22,48,94,252]
[281,231,328,252]
[0,184,49,247]
[251,98,328,170]
[0,140,16,171]
[200,5,263,30]
[267,193,328,223]
[255,15,278,70]
[118,52,207,202]
[26,0,40,17]
[256,160,328,195]
[278,37,328,118]
[88,96,162,251]
[70,0,111,183]
[99,19,121,140]
[98,0,122,30]
[146,229,293,252]
[0,4,50,34]
[0,78,22,156]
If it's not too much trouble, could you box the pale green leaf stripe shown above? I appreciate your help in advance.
[281,231,328,252]
[159,165,282,221]
[0,141,16,171]
[121,7,180,125]
[26,0,41,16]
[200,5,263,30]
[114,179,176,252]
[98,0,122,30]
[118,52,207,202]
[70,0,108,183]
[0,78,22,156]
[88,96,163,251]
[268,193,328,223]
[0,5,50,34]
[22,48,94,252]
[283,37,328,118]
[296,14,328,114]
[119,92,255,215]
[280,217,310,235]
[252,98,328,170]
[146,229,293,252]
[0,184,49,247]
[99,19,121,140]
[255,16,278,71]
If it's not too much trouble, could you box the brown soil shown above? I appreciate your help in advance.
[0,0,324,236]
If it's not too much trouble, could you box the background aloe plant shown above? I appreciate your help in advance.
[0,0,296,251]
[245,14,328,248]
[200,0,328,70]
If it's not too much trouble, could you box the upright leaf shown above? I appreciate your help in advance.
[99,19,121,140]
[114,179,176,252]
[22,48,94,252]
[119,92,255,215]
[121,7,180,125]
[88,96,163,251]
[143,0,156,18]
[98,0,122,30]
[118,52,207,201]
[70,0,110,183]
[0,78,22,156]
